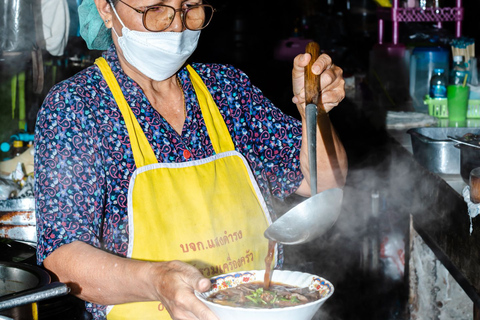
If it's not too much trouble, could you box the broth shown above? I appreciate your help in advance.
[206,281,321,308]
[263,240,276,289]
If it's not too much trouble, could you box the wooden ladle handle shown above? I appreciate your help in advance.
[305,42,321,107]
[304,41,344,188]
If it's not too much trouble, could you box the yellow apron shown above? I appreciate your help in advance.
[94,58,275,320]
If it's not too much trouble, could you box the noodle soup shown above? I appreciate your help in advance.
[206,281,323,308]
[195,270,334,320]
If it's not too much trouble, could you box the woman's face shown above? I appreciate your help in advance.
[111,0,202,33]
[112,0,152,33]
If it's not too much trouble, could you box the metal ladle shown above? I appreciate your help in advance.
[264,42,344,245]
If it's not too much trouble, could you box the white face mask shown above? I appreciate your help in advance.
[110,5,200,81]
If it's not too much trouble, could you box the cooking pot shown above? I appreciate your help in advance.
[0,238,36,264]
[407,127,480,175]
[0,262,69,319]
[455,143,480,184]
[0,198,36,245]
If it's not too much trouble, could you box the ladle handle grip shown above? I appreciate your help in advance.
[305,42,321,107]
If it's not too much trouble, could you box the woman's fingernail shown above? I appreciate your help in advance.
[313,65,321,74]
[292,96,298,104]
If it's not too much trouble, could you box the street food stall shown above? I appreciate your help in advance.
[1,0,480,319]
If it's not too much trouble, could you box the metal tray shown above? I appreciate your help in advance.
[0,198,34,212]
[407,127,480,174]
[0,198,36,244]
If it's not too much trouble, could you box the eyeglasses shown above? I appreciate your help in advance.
[114,0,215,32]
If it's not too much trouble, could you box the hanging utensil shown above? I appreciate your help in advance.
[447,135,480,150]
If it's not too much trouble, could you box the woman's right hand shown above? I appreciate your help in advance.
[43,242,218,320]
[149,260,219,320]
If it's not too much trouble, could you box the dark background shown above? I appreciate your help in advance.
[189,0,480,168]
[1,1,479,319]
[0,0,479,146]
[191,0,479,117]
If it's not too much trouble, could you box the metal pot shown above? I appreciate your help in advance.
[0,198,36,245]
[0,238,36,264]
[0,262,69,319]
[455,143,480,184]
[407,127,480,175]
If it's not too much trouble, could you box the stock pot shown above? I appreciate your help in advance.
[0,262,69,320]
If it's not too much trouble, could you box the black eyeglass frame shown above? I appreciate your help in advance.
[111,0,215,32]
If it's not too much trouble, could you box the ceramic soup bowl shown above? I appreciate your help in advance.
[195,270,334,320]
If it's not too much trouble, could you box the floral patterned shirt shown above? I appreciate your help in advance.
[34,45,303,319]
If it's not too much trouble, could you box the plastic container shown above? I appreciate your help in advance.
[469,84,480,100]
[424,95,480,118]
[450,55,469,85]
[429,68,447,98]
[447,84,470,122]
[470,57,478,86]
[409,46,450,112]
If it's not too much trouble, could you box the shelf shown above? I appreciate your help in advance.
[377,1,464,45]
[377,6,463,23]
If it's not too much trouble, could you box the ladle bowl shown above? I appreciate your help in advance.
[264,188,343,245]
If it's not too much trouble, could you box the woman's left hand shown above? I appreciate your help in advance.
[291,52,345,116]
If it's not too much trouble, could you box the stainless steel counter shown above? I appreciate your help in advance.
[387,128,480,309]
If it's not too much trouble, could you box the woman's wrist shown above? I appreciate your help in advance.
[140,261,166,302]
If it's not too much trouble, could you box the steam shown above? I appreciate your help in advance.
[278,146,417,318]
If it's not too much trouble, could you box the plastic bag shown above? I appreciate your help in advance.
[41,0,70,56]
[0,176,19,200]
[0,0,36,52]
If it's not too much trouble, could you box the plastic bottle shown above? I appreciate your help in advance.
[419,0,433,9]
[11,140,25,158]
[432,0,441,13]
[429,68,447,98]
[449,55,469,85]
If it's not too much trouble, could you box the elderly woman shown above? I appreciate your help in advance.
[34,0,347,319]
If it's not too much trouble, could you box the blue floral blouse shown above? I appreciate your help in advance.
[34,45,303,318]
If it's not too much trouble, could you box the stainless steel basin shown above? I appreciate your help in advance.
[407,127,480,174]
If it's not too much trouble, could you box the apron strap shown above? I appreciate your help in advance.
[95,57,157,168]
[95,57,235,166]
[187,65,235,153]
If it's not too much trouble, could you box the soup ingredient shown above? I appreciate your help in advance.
[207,282,321,309]
[461,133,480,144]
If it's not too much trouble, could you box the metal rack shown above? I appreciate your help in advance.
[377,0,464,45]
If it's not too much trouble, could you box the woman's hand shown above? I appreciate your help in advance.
[150,260,219,320]
[291,52,345,116]
[291,52,348,195]
[43,242,218,320]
